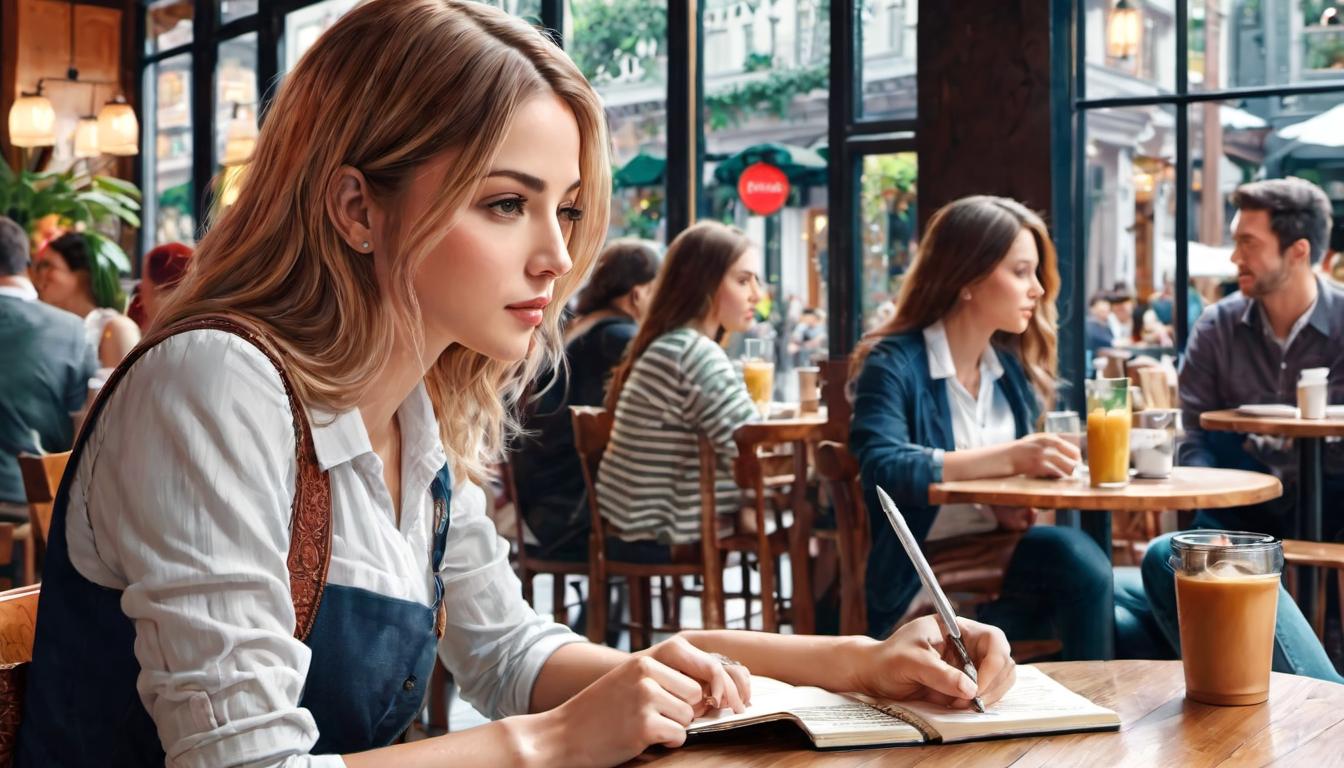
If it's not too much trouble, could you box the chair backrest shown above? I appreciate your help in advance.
[814,441,869,635]
[0,585,39,666]
[819,358,851,443]
[18,452,70,545]
[569,405,614,572]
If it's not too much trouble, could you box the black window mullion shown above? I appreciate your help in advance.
[540,0,562,45]
[1051,0,1084,415]
[664,0,695,241]
[827,0,860,355]
[1079,80,1344,110]
[191,0,217,232]
[257,0,282,124]
[847,117,916,136]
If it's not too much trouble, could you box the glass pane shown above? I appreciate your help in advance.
[215,33,258,170]
[859,0,917,120]
[145,0,193,56]
[478,0,543,25]
[220,0,258,25]
[703,0,830,370]
[1188,93,1344,292]
[1084,0,1177,99]
[567,0,668,241]
[145,53,195,247]
[284,0,362,73]
[1190,0,1344,92]
[859,152,918,331]
[1082,104,1177,365]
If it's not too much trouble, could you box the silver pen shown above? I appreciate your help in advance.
[875,485,986,713]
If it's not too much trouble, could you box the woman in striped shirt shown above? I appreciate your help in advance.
[598,221,761,556]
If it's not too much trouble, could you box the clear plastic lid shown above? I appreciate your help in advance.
[1168,530,1283,577]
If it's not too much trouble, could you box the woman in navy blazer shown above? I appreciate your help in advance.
[849,196,1114,660]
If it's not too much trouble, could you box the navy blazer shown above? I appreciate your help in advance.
[848,330,1039,638]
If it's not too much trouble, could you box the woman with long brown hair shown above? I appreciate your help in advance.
[849,195,1115,659]
[597,221,761,551]
[18,4,1016,765]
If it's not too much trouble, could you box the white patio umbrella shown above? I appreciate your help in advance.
[1158,239,1237,279]
[1278,103,1344,148]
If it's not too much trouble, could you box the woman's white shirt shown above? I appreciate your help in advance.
[922,321,1017,541]
[64,329,583,767]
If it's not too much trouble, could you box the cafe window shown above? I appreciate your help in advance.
[1063,0,1344,390]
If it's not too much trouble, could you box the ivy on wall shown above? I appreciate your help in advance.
[705,64,829,129]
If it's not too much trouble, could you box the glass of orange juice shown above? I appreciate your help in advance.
[742,338,775,418]
[1085,377,1130,488]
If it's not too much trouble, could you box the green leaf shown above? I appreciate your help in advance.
[76,190,142,228]
[93,175,143,203]
[83,230,131,275]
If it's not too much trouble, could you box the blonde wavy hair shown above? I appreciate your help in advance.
[850,195,1060,411]
[155,0,611,485]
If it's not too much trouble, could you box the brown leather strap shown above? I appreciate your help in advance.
[80,316,332,641]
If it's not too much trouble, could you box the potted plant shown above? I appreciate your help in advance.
[0,163,141,288]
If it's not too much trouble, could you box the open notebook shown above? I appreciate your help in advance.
[687,665,1120,749]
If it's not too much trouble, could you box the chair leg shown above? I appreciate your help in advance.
[552,573,567,625]
[520,566,534,607]
[586,571,608,645]
[759,549,778,633]
[629,576,653,651]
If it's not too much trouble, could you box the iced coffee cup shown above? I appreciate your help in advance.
[1169,531,1283,706]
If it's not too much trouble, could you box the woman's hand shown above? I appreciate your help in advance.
[541,636,751,767]
[1008,433,1079,478]
[991,506,1038,531]
[849,615,1016,710]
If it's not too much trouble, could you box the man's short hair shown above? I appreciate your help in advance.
[1088,292,1110,309]
[0,216,29,277]
[1231,178,1333,265]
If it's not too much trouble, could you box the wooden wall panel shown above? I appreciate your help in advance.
[916,0,1054,230]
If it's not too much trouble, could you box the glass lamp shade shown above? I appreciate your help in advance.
[97,97,140,156]
[8,93,57,147]
[1106,0,1141,60]
[73,116,100,158]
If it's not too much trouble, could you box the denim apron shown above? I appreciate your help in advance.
[16,319,450,765]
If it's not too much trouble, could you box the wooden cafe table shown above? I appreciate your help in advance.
[925,467,1283,658]
[1200,409,1344,615]
[629,660,1344,767]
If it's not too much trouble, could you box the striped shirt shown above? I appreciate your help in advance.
[597,327,759,544]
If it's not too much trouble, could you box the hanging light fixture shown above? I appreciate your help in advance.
[8,91,57,147]
[97,95,139,155]
[220,103,257,166]
[73,115,100,157]
[1107,0,1142,60]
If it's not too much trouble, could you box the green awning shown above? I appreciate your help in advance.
[613,152,666,189]
[712,142,828,188]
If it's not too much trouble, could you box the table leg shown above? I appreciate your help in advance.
[1080,510,1115,660]
[1294,437,1324,616]
[788,443,815,635]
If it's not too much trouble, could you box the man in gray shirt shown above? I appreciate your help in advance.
[0,216,97,518]
[1141,178,1343,683]
[1177,177,1344,539]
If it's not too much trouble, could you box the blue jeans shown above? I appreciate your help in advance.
[975,526,1114,661]
[1141,531,1343,683]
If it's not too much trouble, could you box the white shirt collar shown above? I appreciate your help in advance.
[307,381,447,474]
[0,281,39,302]
[922,319,1005,383]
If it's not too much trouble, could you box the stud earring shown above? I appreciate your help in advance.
[360,241,370,251]
[962,291,972,301]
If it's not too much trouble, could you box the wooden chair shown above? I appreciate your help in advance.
[813,440,1060,660]
[499,460,588,625]
[730,423,816,633]
[10,452,66,586]
[576,406,770,649]
[0,583,40,765]
[1282,539,1344,642]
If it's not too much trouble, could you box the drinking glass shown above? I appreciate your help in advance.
[1085,378,1130,488]
[1043,410,1082,479]
[741,338,775,418]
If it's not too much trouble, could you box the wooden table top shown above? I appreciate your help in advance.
[926,466,1281,511]
[631,660,1344,767]
[1201,408,1344,438]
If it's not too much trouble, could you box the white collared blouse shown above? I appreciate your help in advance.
[63,329,582,767]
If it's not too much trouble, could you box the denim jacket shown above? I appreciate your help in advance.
[849,330,1038,637]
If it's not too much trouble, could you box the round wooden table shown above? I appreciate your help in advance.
[925,466,1282,657]
[1200,408,1344,614]
[630,660,1344,767]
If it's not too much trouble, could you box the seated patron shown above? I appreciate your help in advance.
[597,221,761,555]
[849,196,1158,659]
[32,232,140,368]
[1142,177,1344,682]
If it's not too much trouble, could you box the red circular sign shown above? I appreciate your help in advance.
[737,162,790,216]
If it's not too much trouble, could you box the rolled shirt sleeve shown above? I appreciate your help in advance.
[435,482,585,720]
